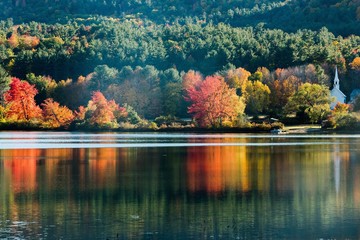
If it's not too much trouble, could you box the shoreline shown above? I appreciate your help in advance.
[0,124,351,134]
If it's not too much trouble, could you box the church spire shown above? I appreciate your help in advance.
[334,66,340,89]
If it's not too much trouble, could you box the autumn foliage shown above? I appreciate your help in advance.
[185,76,244,128]
[4,77,42,121]
[86,91,127,127]
[42,98,74,128]
[1,76,131,129]
[225,67,251,91]
[1,61,358,130]
[182,70,203,91]
[350,57,360,71]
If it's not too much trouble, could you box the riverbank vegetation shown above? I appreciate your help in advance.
[0,1,360,131]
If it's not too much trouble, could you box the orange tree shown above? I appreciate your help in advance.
[41,98,75,128]
[85,91,127,128]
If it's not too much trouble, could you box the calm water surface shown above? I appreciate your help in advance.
[0,132,360,239]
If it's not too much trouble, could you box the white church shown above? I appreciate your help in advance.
[330,67,346,109]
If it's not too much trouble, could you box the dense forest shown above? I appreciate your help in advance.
[0,1,360,130]
[2,0,360,36]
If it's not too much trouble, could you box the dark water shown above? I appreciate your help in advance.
[0,132,360,239]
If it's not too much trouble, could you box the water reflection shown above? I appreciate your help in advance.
[187,143,250,193]
[0,133,360,239]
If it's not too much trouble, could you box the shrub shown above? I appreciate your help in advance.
[325,103,358,129]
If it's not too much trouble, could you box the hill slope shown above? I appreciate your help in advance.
[1,0,360,35]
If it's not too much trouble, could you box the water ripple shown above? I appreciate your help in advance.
[0,132,357,149]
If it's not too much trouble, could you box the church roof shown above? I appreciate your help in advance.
[331,87,346,97]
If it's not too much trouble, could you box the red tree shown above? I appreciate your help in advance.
[185,76,244,127]
[4,77,42,121]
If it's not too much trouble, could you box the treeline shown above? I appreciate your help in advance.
[1,0,360,36]
[1,59,360,130]
[0,17,359,130]
[0,18,359,86]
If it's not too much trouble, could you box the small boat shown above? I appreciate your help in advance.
[270,128,285,134]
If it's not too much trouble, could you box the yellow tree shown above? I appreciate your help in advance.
[244,80,271,115]
[224,67,251,93]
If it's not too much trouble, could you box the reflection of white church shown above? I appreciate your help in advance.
[330,67,346,109]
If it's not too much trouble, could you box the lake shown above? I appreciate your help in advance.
[0,132,360,239]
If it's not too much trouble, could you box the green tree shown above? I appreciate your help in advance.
[123,103,142,124]
[0,65,10,105]
[284,83,331,123]
[89,65,119,91]
[26,73,57,104]
[163,81,185,117]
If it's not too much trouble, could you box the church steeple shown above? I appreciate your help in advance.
[330,66,346,109]
[334,66,340,89]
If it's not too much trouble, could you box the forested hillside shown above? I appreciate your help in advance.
[0,0,360,129]
[2,0,360,36]
[0,18,359,80]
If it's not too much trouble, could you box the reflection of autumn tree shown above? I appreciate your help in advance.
[88,148,118,188]
[274,146,333,193]
[351,148,360,207]
[3,149,41,193]
[1,140,360,238]
[186,140,249,193]
[0,146,128,196]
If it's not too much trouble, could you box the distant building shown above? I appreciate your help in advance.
[330,67,346,109]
